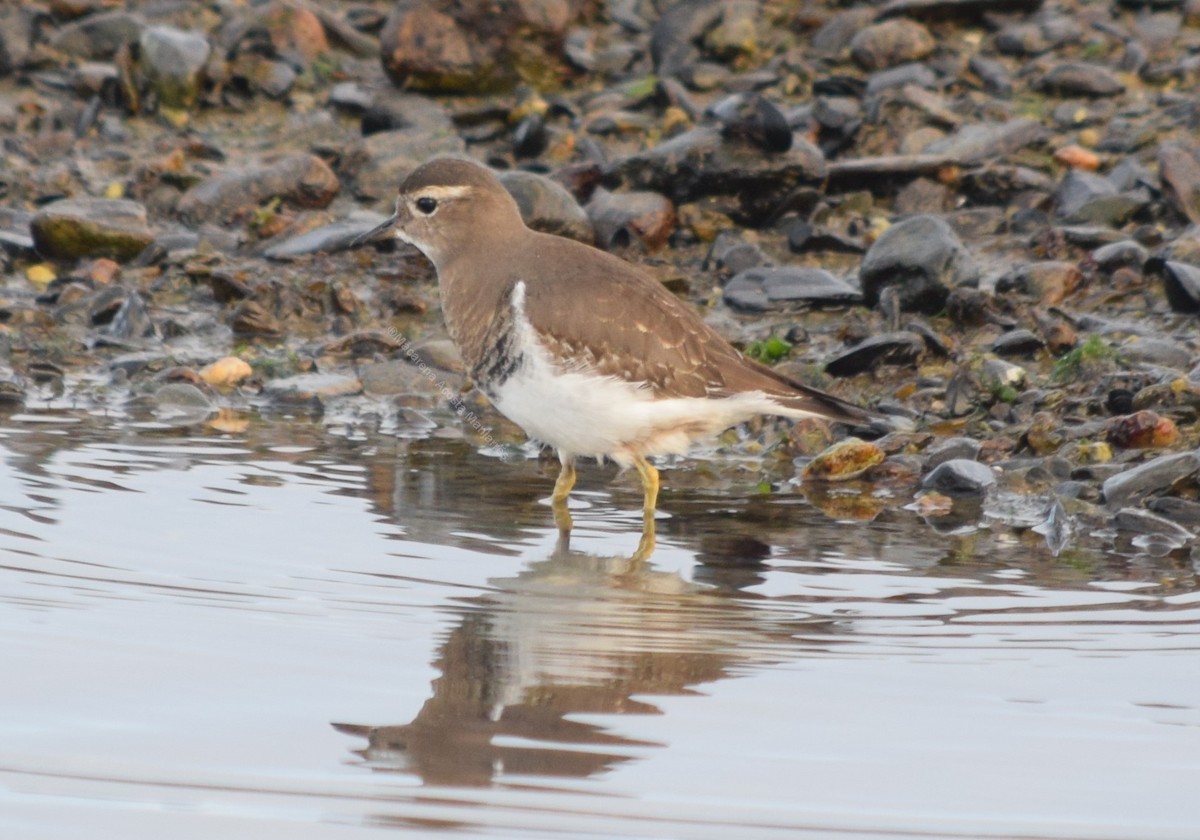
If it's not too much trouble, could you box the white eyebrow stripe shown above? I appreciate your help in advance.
[409,185,474,201]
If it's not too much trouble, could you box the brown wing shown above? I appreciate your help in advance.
[515,232,876,425]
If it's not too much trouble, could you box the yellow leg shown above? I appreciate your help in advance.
[551,454,576,534]
[631,454,659,561]
[631,454,659,518]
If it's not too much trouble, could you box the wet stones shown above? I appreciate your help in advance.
[1036,62,1125,98]
[723,268,861,313]
[858,215,976,312]
[32,198,154,263]
[177,154,340,225]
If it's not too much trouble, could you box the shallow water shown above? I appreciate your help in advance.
[1,408,1197,840]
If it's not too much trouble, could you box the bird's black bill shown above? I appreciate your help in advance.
[350,214,399,248]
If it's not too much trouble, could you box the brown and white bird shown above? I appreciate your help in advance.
[358,157,880,531]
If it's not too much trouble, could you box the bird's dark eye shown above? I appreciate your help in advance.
[415,196,437,214]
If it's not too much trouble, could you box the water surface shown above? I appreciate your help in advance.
[1,409,1197,839]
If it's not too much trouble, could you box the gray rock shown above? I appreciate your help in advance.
[585,188,675,251]
[858,215,976,312]
[967,54,1013,96]
[360,359,441,397]
[865,63,938,96]
[925,436,982,468]
[923,119,1044,163]
[1101,450,1200,507]
[362,91,456,136]
[32,198,154,262]
[1092,239,1149,271]
[355,129,465,201]
[825,331,925,377]
[105,290,157,341]
[922,458,998,496]
[51,10,144,60]
[139,26,211,110]
[649,0,724,77]
[177,154,340,225]
[707,231,768,275]
[498,170,593,244]
[1053,170,1145,225]
[1113,508,1195,545]
[1037,62,1125,97]
[709,93,792,153]
[1118,337,1192,370]
[263,212,392,260]
[724,267,861,312]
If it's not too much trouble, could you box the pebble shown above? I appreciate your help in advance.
[850,19,934,71]
[263,372,363,405]
[801,438,886,481]
[991,329,1045,358]
[922,459,998,497]
[138,25,211,111]
[1147,258,1200,313]
[925,436,982,468]
[1158,143,1200,224]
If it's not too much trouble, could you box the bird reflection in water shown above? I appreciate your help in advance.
[333,533,797,787]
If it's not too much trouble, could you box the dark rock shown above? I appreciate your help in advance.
[858,215,976,312]
[786,220,865,255]
[1037,62,1125,97]
[177,155,340,225]
[850,19,935,71]
[512,114,548,159]
[1101,450,1200,507]
[1147,258,1200,313]
[922,458,997,496]
[991,329,1045,357]
[825,331,924,376]
[709,93,792,153]
[138,25,211,110]
[1147,496,1200,527]
[724,268,861,313]
[1158,142,1200,224]
[608,126,825,224]
[498,170,593,244]
[585,188,675,251]
[32,199,155,263]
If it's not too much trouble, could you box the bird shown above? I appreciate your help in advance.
[356,157,883,544]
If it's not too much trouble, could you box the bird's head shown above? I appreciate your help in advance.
[354,157,525,271]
